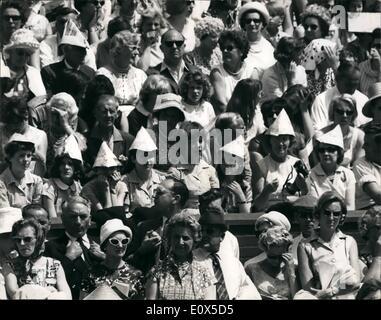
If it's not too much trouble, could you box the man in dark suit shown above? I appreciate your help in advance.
[126,178,189,274]
[147,29,193,94]
[40,29,95,96]
[44,196,104,300]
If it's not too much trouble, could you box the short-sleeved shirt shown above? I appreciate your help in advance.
[148,256,216,300]
[42,178,82,218]
[0,168,43,208]
[353,157,381,209]
[182,101,216,128]
[307,163,356,210]
[123,169,165,212]
[81,177,128,212]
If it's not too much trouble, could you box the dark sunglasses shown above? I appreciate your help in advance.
[13,236,35,244]
[335,109,354,116]
[164,40,184,48]
[3,15,22,22]
[323,210,342,218]
[92,0,105,5]
[303,24,319,31]
[109,238,129,246]
[222,45,237,52]
[186,0,195,4]
[318,146,338,153]
[245,18,262,25]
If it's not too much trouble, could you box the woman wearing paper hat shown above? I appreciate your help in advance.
[253,109,307,211]
[0,137,43,209]
[308,125,356,210]
[296,191,361,300]
[81,219,143,300]
[3,28,46,99]
[81,142,128,213]
[314,94,365,168]
[217,135,252,213]
[42,136,83,219]
[123,127,165,212]
[362,82,381,124]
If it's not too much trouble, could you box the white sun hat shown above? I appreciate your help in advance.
[99,218,132,246]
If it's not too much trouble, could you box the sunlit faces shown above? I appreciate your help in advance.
[243,11,263,34]
[58,157,75,181]
[317,142,339,166]
[154,180,175,210]
[141,16,161,39]
[161,31,185,61]
[269,135,291,159]
[13,226,37,258]
[62,203,91,238]
[220,40,242,66]
[303,17,322,42]
[319,201,342,231]
[104,231,130,258]
[94,96,119,127]
[2,8,22,35]
[9,149,33,172]
[201,225,225,253]
[296,209,315,237]
[134,151,156,172]
[169,226,194,260]
[186,82,203,105]
[332,101,355,126]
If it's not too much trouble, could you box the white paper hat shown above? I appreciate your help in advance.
[93,142,122,168]
[60,19,89,49]
[266,109,295,137]
[8,133,35,148]
[129,127,157,152]
[64,135,83,163]
[316,125,344,149]
[220,135,245,159]
[83,284,122,300]
[0,207,22,234]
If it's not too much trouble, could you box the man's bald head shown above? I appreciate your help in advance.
[161,29,185,43]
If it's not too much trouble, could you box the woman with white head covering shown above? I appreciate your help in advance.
[308,125,356,210]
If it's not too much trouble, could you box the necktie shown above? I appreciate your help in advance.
[211,254,229,300]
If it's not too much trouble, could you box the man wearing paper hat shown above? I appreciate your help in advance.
[41,18,95,95]
[81,141,128,213]
[123,127,165,212]
[362,82,381,123]
[308,125,356,210]
[353,122,381,210]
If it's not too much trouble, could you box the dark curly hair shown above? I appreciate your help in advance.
[4,141,35,163]
[179,68,213,102]
[107,16,132,39]
[218,30,250,61]
[0,0,28,24]
[50,153,83,181]
[274,37,303,64]
[314,191,347,227]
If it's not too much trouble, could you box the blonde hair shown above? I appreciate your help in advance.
[110,30,141,56]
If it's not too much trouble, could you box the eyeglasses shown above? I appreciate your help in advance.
[164,40,184,48]
[109,238,129,246]
[303,24,319,31]
[322,210,342,218]
[13,236,35,244]
[245,18,262,25]
[222,45,237,52]
[3,15,22,22]
[92,0,105,6]
[318,146,338,153]
[186,0,195,5]
[335,109,354,116]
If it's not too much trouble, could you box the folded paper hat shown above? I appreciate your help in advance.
[266,108,295,137]
[255,211,291,232]
[220,135,245,159]
[64,134,83,163]
[100,218,132,245]
[93,142,122,168]
[7,133,35,148]
[238,1,270,26]
[300,39,337,71]
[129,127,157,152]
[0,207,22,234]
[316,124,344,149]
[362,83,381,118]
[4,29,40,54]
[60,19,89,49]
[153,93,184,114]
[83,284,122,300]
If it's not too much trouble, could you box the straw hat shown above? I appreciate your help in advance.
[4,29,40,54]
[129,127,157,152]
[60,19,88,49]
[99,219,132,246]
[238,1,270,27]
[93,142,122,168]
[266,109,295,137]
[64,135,83,163]
[362,83,381,118]
[220,135,245,159]
[255,211,291,232]
[316,125,344,149]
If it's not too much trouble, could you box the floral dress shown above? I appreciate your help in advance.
[148,256,216,300]
[81,262,144,300]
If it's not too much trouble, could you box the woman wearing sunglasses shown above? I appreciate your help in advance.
[296,191,361,300]
[2,218,71,299]
[314,95,364,168]
[308,125,356,210]
[145,212,216,300]
[0,1,26,49]
[81,219,143,300]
